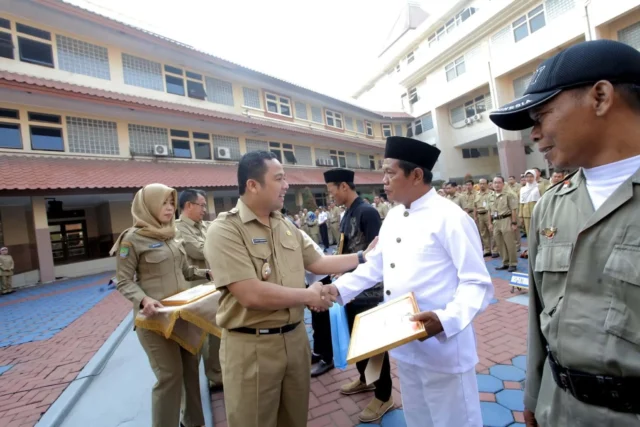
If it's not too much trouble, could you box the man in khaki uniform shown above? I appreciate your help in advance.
[474,179,498,257]
[506,176,523,251]
[550,170,565,186]
[0,247,14,294]
[490,40,640,426]
[373,196,389,220]
[176,189,222,391]
[307,209,320,244]
[533,167,550,196]
[300,208,309,234]
[460,180,476,219]
[328,201,341,245]
[204,151,377,427]
[444,181,463,208]
[488,177,519,272]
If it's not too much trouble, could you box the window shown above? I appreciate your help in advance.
[66,117,119,155]
[205,77,233,105]
[414,119,423,135]
[0,107,22,149]
[513,5,546,43]
[56,35,110,80]
[406,51,415,64]
[325,109,343,129]
[356,120,365,134]
[406,123,413,138]
[382,124,392,138]
[345,116,354,131]
[122,54,163,91]
[170,129,191,158]
[128,124,168,155]
[242,87,261,109]
[395,64,401,73]
[269,142,296,165]
[186,75,207,100]
[265,92,292,117]
[30,112,64,150]
[394,124,403,136]
[422,113,434,131]
[0,20,13,59]
[427,7,477,48]
[365,121,374,137]
[295,101,308,120]
[369,155,376,170]
[16,23,53,67]
[445,56,465,81]
[451,93,492,122]
[164,65,206,99]
[462,148,490,159]
[193,132,211,160]
[330,150,347,168]
[450,106,465,123]
[311,106,323,123]
[618,21,640,50]
[408,87,419,104]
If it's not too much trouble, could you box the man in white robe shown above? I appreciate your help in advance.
[325,136,494,427]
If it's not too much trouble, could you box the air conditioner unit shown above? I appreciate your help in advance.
[464,118,473,125]
[327,158,334,166]
[319,158,327,166]
[216,147,231,160]
[473,114,482,121]
[153,145,169,156]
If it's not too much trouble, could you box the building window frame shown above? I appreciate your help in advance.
[369,155,376,170]
[365,121,374,137]
[462,147,490,159]
[0,108,22,149]
[28,111,65,152]
[329,150,347,168]
[512,4,546,43]
[450,92,491,123]
[406,122,413,138]
[408,87,419,104]
[193,132,211,160]
[324,109,344,129]
[164,65,207,100]
[445,56,466,81]
[269,141,297,165]
[427,7,477,47]
[381,123,393,138]
[170,129,192,158]
[15,22,55,68]
[264,92,292,118]
[414,119,423,135]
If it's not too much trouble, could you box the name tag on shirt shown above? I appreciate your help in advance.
[483,201,487,208]
[149,243,163,248]
[252,238,268,244]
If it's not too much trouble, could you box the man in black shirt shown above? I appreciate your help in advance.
[323,168,394,423]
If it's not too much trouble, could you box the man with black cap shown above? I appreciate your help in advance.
[322,167,394,423]
[325,138,494,427]
[489,39,640,427]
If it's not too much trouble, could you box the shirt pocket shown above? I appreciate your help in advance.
[534,243,572,273]
[603,244,640,346]
[246,241,273,277]
[280,234,302,272]
[540,296,563,343]
[139,249,172,280]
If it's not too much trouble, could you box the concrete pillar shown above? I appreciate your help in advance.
[206,191,217,220]
[295,189,303,208]
[497,140,526,180]
[31,197,55,283]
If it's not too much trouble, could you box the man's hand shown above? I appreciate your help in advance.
[410,311,444,339]
[306,282,335,312]
[140,296,164,317]
[363,236,379,261]
[523,409,537,426]
[488,223,493,233]
[323,284,339,300]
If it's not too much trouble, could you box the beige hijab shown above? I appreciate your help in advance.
[110,183,178,256]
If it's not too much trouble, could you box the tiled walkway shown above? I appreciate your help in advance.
[0,273,131,427]
[212,243,531,427]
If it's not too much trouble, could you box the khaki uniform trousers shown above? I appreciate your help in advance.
[493,217,518,267]
[477,212,498,255]
[221,323,310,427]
[1,274,12,293]
[522,216,532,238]
[136,328,204,427]
[202,334,222,385]
[329,221,340,246]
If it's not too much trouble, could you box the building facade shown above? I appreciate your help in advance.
[354,0,640,182]
[0,0,412,287]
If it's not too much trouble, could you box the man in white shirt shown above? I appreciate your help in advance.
[317,207,330,250]
[324,136,494,427]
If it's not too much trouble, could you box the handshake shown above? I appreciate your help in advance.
[305,282,339,312]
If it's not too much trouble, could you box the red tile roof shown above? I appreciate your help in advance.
[0,155,383,191]
[0,71,384,150]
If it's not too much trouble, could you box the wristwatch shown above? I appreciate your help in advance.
[357,250,365,264]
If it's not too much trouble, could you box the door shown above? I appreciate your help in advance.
[49,221,88,264]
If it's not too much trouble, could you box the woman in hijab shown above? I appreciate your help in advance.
[112,183,209,427]
[519,169,541,255]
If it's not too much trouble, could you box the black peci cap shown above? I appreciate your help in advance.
[384,136,441,170]
[323,168,355,184]
[490,40,640,131]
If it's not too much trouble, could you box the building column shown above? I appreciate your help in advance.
[497,139,526,179]
[206,191,217,221]
[31,197,55,283]
[295,189,303,209]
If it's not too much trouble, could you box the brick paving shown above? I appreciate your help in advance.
[212,244,531,427]
[0,273,130,427]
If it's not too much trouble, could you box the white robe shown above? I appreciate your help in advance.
[334,189,493,427]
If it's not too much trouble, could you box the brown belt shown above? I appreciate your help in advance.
[477,211,488,215]
[492,213,512,220]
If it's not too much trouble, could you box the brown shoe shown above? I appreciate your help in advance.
[358,397,394,422]
[340,378,375,395]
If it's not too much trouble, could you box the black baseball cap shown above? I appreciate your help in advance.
[490,40,640,131]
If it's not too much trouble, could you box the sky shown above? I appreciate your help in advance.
[66,0,423,105]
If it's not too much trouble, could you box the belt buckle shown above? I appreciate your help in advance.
[258,329,270,335]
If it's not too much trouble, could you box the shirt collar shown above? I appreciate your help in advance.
[345,196,364,214]
[236,198,282,225]
[405,188,435,212]
[179,214,198,227]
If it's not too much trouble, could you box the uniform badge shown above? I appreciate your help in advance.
[149,243,163,248]
[562,180,572,189]
[119,246,129,259]
[540,227,557,240]
[252,238,268,244]
[286,230,292,236]
[261,261,271,280]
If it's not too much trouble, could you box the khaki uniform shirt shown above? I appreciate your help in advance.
[506,183,522,197]
[490,191,517,218]
[175,215,208,269]
[375,203,389,219]
[307,215,319,235]
[0,255,14,276]
[538,178,550,196]
[460,191,476,213]
[474,191,494,214]
[329,206,341,224]
[526,168,640,426]
[446,194,463,209]
[205,199,322,330]
[115,229,207,315]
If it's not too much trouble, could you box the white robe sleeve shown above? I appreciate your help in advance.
[432,213,494,342]
[333,240,384,304]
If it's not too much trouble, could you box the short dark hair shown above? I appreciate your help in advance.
[238,151,278,195]
[572,83,640,113]
[509,175,516,180]
[465,179,474,185]
[445,181,457,188]
[533,167,541,173]
[493,176,505,183]
[328,181,356,191]
[397,160,433,184]
[179,189,206,210]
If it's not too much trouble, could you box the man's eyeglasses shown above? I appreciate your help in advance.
[190,203,207,210]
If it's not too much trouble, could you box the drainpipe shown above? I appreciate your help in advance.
[584,0,593,41]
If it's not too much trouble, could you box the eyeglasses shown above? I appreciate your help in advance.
[190,203,207,210]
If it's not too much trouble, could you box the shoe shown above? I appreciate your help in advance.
[491,253,500,258]
[311,353,322,364]
[311,360,334,377]
[358,397,394,422]
[495,265,509,270]
[508,266,517,272]
[483,253,491,257]
[208,380,223,392]
[340,378,376,395]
